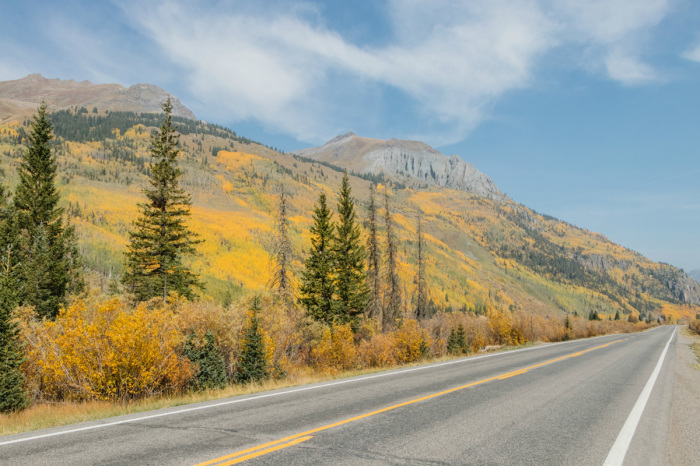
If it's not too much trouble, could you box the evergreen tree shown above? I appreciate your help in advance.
[0,184,21,312]
[13,101,81,318]
[268,188,294,305]
[235,298,270,384]
[332,171,368,328]
[614,310,620,320]
[0,183,29,412]
[447,324,468,355]
[299,192,336,324]
[365,184,382,321]
[563,314,572,340]
[383,188,401,330]
[414,214,428,320]
[122,98,203,302]
[184,331,228,390]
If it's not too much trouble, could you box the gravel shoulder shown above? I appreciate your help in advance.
[666,327,700,465]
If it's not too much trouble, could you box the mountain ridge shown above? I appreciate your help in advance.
[0,74,195,122]
[295,132,503,199]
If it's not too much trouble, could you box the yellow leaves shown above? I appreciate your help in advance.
[216,151,264,170]
[311,323,357,374]
[393,319,430,363]
[21,298,193,402]
[217,175,234,194]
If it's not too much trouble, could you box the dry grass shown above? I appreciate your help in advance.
[681,326,700,371]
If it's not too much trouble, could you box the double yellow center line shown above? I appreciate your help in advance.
[197,337,626,465]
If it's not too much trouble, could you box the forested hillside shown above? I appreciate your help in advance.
[0,106,697,322]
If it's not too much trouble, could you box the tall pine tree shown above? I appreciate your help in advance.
[0,180,29,412]
[13,101,81,319]
[365,184,382,321]
[332,171,368,328]
[299,192,336,324]
[122,98,203,302]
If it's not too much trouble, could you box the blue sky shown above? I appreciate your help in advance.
[1,0,700,271]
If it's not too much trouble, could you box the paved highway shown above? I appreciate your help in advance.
[0,326,678,465]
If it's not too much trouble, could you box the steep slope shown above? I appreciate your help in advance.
[0,74,195,122]
[0,76,697,322]
[295,132,503,199]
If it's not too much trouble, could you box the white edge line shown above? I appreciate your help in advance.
[0,327,661,447]
[603,326,677,466]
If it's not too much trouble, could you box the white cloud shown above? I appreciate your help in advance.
[683,41,700,62]
[120,0,671,144]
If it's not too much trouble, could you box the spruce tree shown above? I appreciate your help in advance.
[365,184,382,321]
[383,188,401,330]
[0,183,29,412]
[235,298,270,384]
[184,331,228,390]
[0,184,21,311]
[447,324,468,355]
[299,192,336,324]
[332,171,368,328]
[122,98,203,302]
[13,101,80,319]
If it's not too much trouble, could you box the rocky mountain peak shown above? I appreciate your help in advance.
[295,133,504,199]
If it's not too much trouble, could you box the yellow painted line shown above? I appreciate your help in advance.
[195,338,624,465]
[498,369,528,380]
[217,436,314,466]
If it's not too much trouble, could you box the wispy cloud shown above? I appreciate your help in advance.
[116,0,672,143]
[683,41,700,62]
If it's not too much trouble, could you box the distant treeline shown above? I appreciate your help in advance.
[37,109,264,147]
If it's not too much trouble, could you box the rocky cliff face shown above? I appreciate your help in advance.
[296,132,504,199]
[0,74,195,121]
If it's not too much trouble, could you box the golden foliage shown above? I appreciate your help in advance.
[311,323,357,374]
[20,298,193,402]
[393,319,430,363]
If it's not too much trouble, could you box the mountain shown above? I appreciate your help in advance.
[295,132,503,199]
[689,270,700,284]
[0,74,195,122]
[0,75,698,322]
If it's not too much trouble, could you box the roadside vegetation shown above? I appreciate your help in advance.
[0,100,676,434]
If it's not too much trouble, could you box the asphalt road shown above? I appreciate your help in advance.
[0,325,678,465]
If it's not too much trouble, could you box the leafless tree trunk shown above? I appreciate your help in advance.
[383,188,401,330]
[268,188,295,305]
[365,184,382,321]
[415,214,428,319]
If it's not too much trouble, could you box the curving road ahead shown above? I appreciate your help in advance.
[0,326,678,465]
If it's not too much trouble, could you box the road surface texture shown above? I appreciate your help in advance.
[0,326,684,465]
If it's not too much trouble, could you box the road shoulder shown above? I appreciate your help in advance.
[666,327,700,465]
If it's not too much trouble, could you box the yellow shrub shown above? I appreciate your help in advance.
[488,310,523,346]
[310,323,357,374]
[21,298,193,401]
[393,319,430,363]
[358,333,397,368]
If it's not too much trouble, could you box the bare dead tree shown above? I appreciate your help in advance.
[268,188,295,305]
[383,188,401,330]
[365,184,382,321]
[414,213,428,319]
